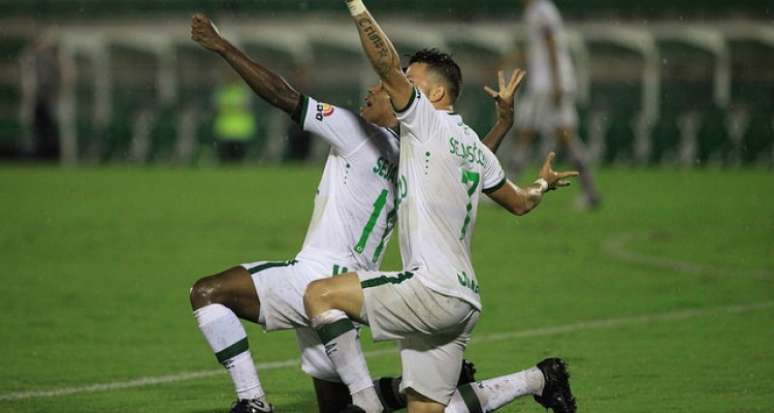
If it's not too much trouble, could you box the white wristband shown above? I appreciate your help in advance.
[534,178,549,193]
[346,0,367,16]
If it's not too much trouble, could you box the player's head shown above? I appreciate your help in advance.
[405,48,462,108]
[361,82,398,128]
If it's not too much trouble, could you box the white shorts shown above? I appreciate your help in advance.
[241,258,341,382]
[358,269,480,405]
[517,91,578,135]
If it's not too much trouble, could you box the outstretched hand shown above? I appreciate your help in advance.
[191,13,225,52]
[483,69,526,122]
[539,152,579,191]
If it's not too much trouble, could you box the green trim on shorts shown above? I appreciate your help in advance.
[215,337,249,364]
[316,318,355,344]
[360,271,414,289]
[247,259,298,275]
[459,383,484,413]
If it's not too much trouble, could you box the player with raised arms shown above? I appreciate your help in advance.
[303,1,579,413]
[188,13,529,413]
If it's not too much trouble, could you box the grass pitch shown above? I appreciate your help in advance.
[0,165,772,412]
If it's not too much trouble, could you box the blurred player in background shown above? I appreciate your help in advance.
[188,13,527,413]
[19,35,66,160]
[514,0,601,209]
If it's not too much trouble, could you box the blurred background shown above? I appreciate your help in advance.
[1,0,772,168]
[1,3,773,412]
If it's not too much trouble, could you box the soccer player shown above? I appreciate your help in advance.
[303,1,578,413]
[514,0,601,209]
[188,14,523,413]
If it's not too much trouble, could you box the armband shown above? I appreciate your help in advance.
[346,0,367,16]
[533,178,549,193]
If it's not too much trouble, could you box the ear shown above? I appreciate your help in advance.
[428,83,447,104]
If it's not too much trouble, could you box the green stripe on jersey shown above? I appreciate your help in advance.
[247,259,297,274]
[298,95,310,128]
[394,88,417,113]
[361,271,414,289]
[483,177,507,194]
[215,337,249,364]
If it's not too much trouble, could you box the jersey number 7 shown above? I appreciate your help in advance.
[459,169,480,240]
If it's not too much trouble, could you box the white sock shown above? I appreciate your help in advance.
[194,303,266,402]
[312,309,381,412]
[445,367,545,412]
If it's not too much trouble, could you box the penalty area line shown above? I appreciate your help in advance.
[1,300,771,402]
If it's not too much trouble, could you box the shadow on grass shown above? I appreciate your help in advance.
[188,392,318,413]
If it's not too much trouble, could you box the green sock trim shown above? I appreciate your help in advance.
[459,383,484,413]
[316,318,355,344]
[215,337,249,364]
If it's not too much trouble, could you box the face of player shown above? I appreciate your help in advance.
[360,82,398,128]
[406,63,449,108]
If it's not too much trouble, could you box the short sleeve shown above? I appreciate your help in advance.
[394,88,442,144]
[481,145,506,193]
[296,95,370,157]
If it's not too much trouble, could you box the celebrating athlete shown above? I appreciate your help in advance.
[303,1,578,412]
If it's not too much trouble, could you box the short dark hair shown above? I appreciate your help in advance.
[407,48,463,103]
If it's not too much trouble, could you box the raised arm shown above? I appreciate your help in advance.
[481,69,526,153]
[344,0,413,110]
[190,13,300,114]
[488,152,578,215]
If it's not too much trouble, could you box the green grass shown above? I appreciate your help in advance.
[0,165,772,412]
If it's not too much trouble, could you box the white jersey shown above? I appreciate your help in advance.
[294,96,400,273]
[525,0,576,94]
[394,89,506,310]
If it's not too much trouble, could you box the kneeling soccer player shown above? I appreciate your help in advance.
[304,2,578,413]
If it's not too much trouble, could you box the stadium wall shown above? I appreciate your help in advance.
[0,16,772,166]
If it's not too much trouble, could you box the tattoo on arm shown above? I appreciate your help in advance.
[361,23,388,58]
[356,15,400,78]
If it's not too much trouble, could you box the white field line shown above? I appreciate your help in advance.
[1,300,772,402]
[603,233,772,279]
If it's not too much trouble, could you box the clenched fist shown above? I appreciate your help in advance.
[191,13,225,53]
